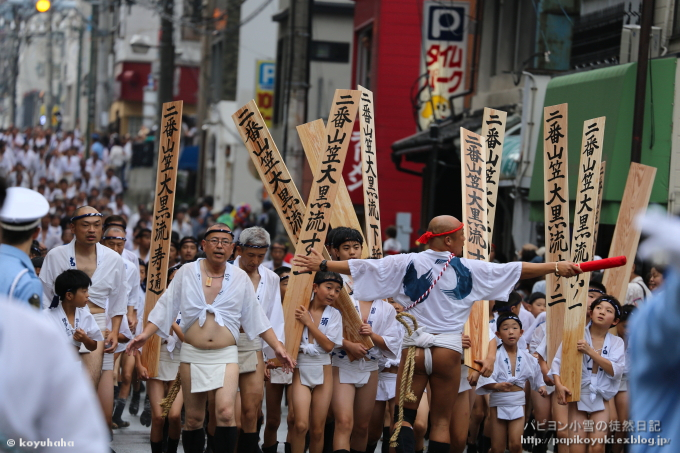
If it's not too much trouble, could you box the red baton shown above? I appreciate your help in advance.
[578,256,627,273]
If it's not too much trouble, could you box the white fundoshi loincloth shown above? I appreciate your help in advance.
[180,343,238,393]
[155,348,181,382]
[92,313,114,371]
[297,352,330,389]
[377,370,397,401]
[238,333,262,374]
[402,330,463,375]
[489,390,526,420]
[270,368,293,385]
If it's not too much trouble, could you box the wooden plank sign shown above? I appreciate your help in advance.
[298,119,373,348]
[358,85,383,258]
[233,101,306,243]
[282,90,360,360]
[602,163,657,303]
[481,108,507,239]
[141,100,184,377]
[232,98,371,359]
[542,104,570,366]
[460,128,489,371]
[299,119,368,254]
[592,161,606,255]
[563,117,605,402]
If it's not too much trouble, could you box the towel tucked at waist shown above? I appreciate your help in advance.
[402,330,462,375]
[180,343,238,393]
[489,390,526,420]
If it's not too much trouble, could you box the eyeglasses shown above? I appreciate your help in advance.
[207,238,233,247]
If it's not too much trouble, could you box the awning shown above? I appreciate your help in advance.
[528,57,676,224]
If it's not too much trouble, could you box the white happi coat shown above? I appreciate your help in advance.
[233,256,285,360]
[477,345,545,420]
[549,324,625,412]
[299,304,344,358]
[43,305,104,348]
[40,240,128,318]
[332,277,402,371]
[349,250,522,335]
[147,259,271,344]
[123,257,141,309]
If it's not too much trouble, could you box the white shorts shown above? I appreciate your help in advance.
[93,313,114,371]
[180,343,238,393]
[618,375,628,392]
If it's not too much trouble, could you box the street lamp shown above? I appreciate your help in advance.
[35,0,51,13]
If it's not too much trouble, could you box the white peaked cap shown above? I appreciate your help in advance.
[0,187,50,231]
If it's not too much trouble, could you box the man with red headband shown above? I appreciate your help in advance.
[293,215,581,453]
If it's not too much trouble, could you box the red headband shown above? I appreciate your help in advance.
[417,223,465,244]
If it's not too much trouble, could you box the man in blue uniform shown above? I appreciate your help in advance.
[0,186,49,307]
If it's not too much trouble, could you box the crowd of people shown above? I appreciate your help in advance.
[0,125,672,453]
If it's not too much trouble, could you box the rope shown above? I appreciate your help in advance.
[160,370,182,418]
[403,252,456,311]
[390,312,419,448]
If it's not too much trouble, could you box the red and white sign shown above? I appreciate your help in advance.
[418,1,469,130]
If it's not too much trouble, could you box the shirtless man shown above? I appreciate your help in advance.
[127,224,294,453]
[232,227,285,452]
[294,215,581,453]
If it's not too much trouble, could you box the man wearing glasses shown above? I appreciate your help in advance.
[127,223,295,453]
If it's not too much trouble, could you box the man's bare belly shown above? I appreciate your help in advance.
[87,301,105,314]
[185,313,237,349]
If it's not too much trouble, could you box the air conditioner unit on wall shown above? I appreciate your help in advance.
[620,25,662,64]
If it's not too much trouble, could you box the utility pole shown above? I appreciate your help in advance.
[157,0,175,123]
[86,1,99,157]
[46,7,54,128]
[630,0,654,164]
[9,17,20,126]
[196,0,214,197]
[75,25,84,130]
[283,0,311,188]
[222,0,240,100]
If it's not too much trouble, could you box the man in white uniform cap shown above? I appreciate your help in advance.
[0,186,49,307]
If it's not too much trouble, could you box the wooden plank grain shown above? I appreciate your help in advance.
[358,85,384,259]
[602,163,657,303]
[298,119,372,348]
[282,89,361,360]
[141,100,184,377]
[542,104,571,366]
[592,161,606,256]
[460,128,489,371]
[563,117,605,402]
[481,107,507,239]
[232,96,371,361]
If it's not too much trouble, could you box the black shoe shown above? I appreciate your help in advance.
[129,390,140,415]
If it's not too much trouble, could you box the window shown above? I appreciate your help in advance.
[356,26,373,89]
[127,116,143,136]
[310,41,350,63]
